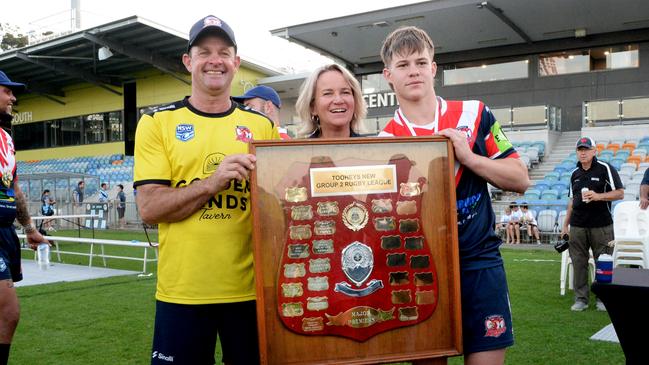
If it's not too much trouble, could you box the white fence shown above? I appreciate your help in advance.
[19,234,158,274]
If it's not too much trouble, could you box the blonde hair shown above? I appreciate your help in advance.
[381,26,435,67]
[295,64,367,137]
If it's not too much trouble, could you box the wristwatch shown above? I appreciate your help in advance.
[23,223,36,233]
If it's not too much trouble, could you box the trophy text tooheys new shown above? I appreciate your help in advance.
[277,162,439,341]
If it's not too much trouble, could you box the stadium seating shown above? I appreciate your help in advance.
[609,158,625,170]
[627,155,642,167]
[17,155,135,188]
[633,148,647,159]
[524,189,541,201]
[541,189,559,201]
[530,141,545,157]
[619,163,637,175]
[534,181,551,192]
[544,172,560,181]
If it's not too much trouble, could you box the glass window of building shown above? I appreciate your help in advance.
[539,44,639,76]
[443,59,529,86]
[13,123,45,150]
[108,111,123,142]
[361,73,392,94]
[60,117,82,146]
[361,116,392,136]
[84,113,106,144]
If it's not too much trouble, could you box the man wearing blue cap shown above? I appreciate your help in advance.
[561,136,623,312]
[134,15,279,365]
[0,71,48,365]
[233,85,290,139]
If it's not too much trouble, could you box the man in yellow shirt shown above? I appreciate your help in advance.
[134,15,279,365]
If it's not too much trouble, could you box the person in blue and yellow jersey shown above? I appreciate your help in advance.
[0,70,48,365]
[134,15,279,365]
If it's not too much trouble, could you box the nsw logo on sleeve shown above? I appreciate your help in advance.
[235,125,253,143]
[176,124,195,142]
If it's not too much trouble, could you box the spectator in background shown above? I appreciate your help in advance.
[497,206,513,244]
[116,184,126,229]
[520,204,541,244]
[561,137,623,311]
[72,180,85,227]
[99,182,109,203]
[40,189,56,231]
[72,181,84,207]
[508,204,522,244]
[640,168,649,210]
[233,85,289,139]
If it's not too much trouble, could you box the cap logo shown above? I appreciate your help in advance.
[203,16,222,28]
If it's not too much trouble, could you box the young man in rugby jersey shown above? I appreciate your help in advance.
[379,26,530,365]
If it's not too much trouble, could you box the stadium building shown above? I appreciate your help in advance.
[0,16,278,207]
[270,0,649,137]
[267,0,649,241]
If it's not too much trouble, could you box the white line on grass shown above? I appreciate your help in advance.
[512,259,560,262]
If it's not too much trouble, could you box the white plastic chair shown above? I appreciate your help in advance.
[560,249,595,296]
[632,170,646,181]
[625,182,640,198]
[612,201,649,268]
[619,163,637,175]
[537,209,557,233]
[613,240,648,268]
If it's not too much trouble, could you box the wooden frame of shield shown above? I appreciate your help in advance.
[250,136,462,365]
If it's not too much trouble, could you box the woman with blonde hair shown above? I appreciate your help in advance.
[295,64,367,138]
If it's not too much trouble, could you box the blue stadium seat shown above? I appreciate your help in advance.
[544,172,560,181]
[531,141,545,156]
[598,154,612,163]
[615,150,630,160]
[524,189,541,201]
[551,181,568,192]
[599,150,614,159]
[534,181,550,192]
[554,166,568,174]
[541,189,559,200]
[610,158,624,170]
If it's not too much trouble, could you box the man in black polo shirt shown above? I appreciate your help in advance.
[561,137,624,311]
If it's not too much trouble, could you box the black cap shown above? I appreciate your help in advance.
[576,136,595,149]
[188,15,236,52]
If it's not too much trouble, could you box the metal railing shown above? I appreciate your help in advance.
[19,233,158,274]
[583,96,649,126]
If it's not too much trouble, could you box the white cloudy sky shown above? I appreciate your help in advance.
[5,0,422,72]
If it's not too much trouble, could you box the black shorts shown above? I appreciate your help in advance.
[117,207,125,219]
[151,300,259,365]
[461,265,514,354]
[0,227,22,282]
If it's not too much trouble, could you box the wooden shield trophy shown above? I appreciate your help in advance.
[251,137,462,364]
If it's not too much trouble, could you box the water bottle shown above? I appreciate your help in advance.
[595,254,613,283]
[37,243,50,270]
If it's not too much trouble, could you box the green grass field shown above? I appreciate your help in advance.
[13,233,625,364]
